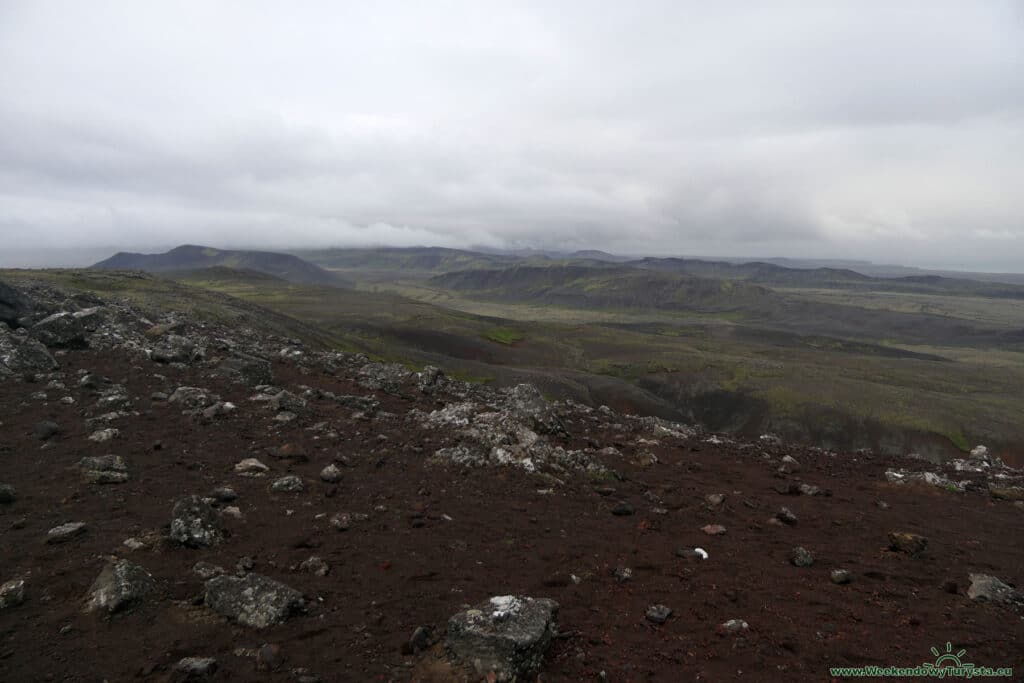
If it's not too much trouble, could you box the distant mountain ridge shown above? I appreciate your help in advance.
[92,245,349,287]
[292,246,523,273]
[430,264,775,312]
[627,257,872,286]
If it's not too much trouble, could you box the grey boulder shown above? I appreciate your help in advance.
[218,353,273,385]
[31,308,105,348]
[84,559,155,613]
[204,573,304,629]
[967,574,1022,605]
[0,327,58,376]
[0,280,32,328]
[446,595,559,682]
[169,496,223,547]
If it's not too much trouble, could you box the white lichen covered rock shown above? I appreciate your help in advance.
[446,595,559,682]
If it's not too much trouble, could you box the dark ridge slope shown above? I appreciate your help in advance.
[430,264,774,311]
[92,245,349,287]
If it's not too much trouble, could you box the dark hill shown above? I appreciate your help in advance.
[164,266,289,285]
[292,246,524,273]
[92,245,349,287]
[431,264,774,312]
[629,257,872,286]
[632,257,1024,299]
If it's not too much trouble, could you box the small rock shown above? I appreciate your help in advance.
[84,559,155,614]
[256,643,284,672]
[123,537,146,551]
[46,521,87,544]
[717,619,749,635]
[790,546,814,567]
[266,443,309,462]
[202,401,236,419]
[34,420,60,440]
[646,604,672,625]
[611,567,633,583]
[830,569,853,585]
[797,483,827,497]
[0,579,26,609]
[192,561,227,580]
[267,390,307,413]
[218,353,273,385]
[319,464,342,483]
[291,668,322,683]
[329,513,352,531]
[0,484,15,504]
[776,507,798,525]
[299,556,329,576]
[888,531,928,557]
[210,486,237,502]
[168,386,216,410]
[234,458,269,477]
[778,455,800,473]
[611,501,634,516]
[170,496,223,548]
[704,493,725,507]
[79,454,129,484]
[88,428,119,443]
[270,475,304,493]
[408,625,431,653]
[174,656,217,678]
[701,524,727,536]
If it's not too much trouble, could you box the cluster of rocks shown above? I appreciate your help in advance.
[885,443,1024,503]
[410,383,693,478]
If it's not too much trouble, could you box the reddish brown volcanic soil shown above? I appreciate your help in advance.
[1,349,1022,682]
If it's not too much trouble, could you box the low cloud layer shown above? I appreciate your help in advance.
[2,1,1022,269]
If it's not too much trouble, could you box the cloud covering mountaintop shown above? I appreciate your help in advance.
[1,1,1022,269]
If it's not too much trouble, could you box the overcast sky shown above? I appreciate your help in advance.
[1,1,1023,269]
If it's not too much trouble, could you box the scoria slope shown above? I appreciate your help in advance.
[0,278,1022,682]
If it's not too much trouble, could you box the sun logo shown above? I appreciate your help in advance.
[923,642,974,671]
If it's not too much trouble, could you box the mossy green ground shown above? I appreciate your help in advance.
[6,266,1024,457]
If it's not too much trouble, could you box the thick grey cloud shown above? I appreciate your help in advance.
[1,1,1022,269]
